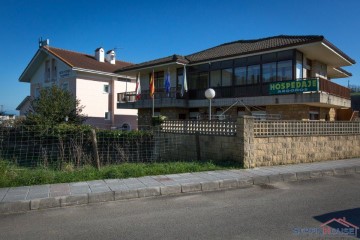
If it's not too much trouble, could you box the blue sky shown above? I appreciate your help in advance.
[1,0,359,114]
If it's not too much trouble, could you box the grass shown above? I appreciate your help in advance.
[0,160,242,188]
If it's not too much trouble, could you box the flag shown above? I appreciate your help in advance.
[149,70,155,98]
[164,69,171,97]
[181,65,188,97]
[135,72,141,100]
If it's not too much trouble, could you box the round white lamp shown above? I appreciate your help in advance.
[205,88,216,120]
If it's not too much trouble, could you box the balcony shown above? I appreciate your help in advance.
[117,78,350,109]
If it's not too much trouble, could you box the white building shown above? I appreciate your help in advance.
[17,40,137,130]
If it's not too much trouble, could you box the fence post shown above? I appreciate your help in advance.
[237,116,255,168]
[195,131,201,161]
[90,129,101,170]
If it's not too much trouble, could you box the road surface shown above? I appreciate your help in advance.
[0,174,359,240]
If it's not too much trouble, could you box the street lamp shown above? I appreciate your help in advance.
[65,116,69,122]
[205,88,215,121]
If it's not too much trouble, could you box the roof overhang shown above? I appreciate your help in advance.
[327,67,352,79]
[297,42,354,67]
[19,49,48,83]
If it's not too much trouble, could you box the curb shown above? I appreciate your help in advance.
[0,166,359,215]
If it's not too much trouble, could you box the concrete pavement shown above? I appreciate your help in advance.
[1,158,360,214]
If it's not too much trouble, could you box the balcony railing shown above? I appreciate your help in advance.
[117,87,184,103]
[117,78,350,103]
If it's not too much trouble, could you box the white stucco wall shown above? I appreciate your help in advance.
[76,77,110,118]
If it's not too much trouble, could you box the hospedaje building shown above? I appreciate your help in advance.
[115,35,355,126]
[17,40,138,130]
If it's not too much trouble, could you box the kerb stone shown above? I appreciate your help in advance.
[60,194,88,207]
[31,197,61,210]
[88,191,114,203]
[0,201,30,214]
[160,185,181,196]
[201,181,220,191]
[181,183,201,193]
[114,189,139,200]
[137,187,160,198]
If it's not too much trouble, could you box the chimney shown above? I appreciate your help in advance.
[95,47,105,62]
[105,50,116,64]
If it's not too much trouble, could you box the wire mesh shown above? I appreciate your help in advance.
[0,125,184,169]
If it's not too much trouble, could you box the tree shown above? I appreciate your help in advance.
[25,85,87,126]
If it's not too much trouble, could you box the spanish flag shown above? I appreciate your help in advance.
[150,70,155,98]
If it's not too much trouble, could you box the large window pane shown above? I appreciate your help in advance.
[296,51,303,79]
[210,70,221,87]
[247,65,260,84]
[262,62,277,82]
[277,60,292,81]
[222,68,232,86]
[188,73,198,90]
[198,72,209,89]
[234,67,246,85]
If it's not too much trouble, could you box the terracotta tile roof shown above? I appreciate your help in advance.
[44,46,133,73]
[118,54,189,72]
[186,35,325,63]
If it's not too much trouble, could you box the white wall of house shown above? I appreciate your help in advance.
[76,76,110,118]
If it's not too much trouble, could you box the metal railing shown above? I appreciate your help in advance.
[161,120,236,136]
[254,120,360,137]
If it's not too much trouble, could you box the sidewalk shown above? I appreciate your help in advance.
[1,158,360,214]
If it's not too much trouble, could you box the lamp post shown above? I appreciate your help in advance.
[205,88,215,121]
[65,116,69,122]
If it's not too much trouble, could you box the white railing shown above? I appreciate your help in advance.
[254,121,360,137]
[161,120,236,136]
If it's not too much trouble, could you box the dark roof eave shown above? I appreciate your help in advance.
[335,67,352,77]
[116,58,189,73]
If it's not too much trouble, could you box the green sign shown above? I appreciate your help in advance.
[269,79,318,95]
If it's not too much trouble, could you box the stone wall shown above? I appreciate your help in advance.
[249,135,360,168]
[160,116,360,168]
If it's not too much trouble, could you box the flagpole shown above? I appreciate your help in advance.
[152,69,155,117]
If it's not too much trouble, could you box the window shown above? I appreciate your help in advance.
[51,59,57,82]
[150,71,164,90]
[198,72,209,89]
[247,65,260,84]
[105,112,111,120]
[121,123,131,131]
[262,62,277,82]
[277,60,292,81]
[35,88,40,98]
[210,70,221,87]
[234,67,246,85]
[222,68,232,86]
[103,84,110,93]
[44,60,50,82]
[296,51,303,79]
[176,68,184,92]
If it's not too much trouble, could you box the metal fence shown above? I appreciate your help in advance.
[0,125,183,169]
[254,120,360,137]
[161,120,237,136]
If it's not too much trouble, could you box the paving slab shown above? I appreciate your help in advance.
[0,158,359,214]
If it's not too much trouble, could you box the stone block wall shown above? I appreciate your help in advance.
[159,116,360,168]
[248,135,360,168]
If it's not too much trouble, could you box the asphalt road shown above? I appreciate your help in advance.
[0,174,359,240]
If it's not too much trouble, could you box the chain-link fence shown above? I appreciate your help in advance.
[0,124,184,169]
